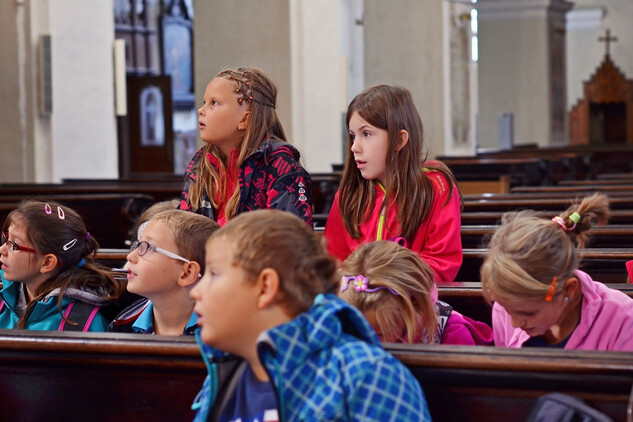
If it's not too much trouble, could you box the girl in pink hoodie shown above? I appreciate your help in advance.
[482,193,633,351]
[339,240,493,345]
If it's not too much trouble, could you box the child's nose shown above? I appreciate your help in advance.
[126,248,138,263]
[350,142,360,154]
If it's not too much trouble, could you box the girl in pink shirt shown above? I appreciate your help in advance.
[324,85,462,283]
[482,193,633,351]
[339,241,492,345]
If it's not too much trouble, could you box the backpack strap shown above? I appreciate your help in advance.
[59,301,101,332]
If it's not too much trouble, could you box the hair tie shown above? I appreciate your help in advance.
[569,212,581,224]
[552,216,575,231]
[84,232,91,240]
[544,276,557,302]
[77,259,85,268]
[388,236,408,248]
[340,275,399,296]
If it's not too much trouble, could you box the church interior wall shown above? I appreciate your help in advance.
[567,0,633,112]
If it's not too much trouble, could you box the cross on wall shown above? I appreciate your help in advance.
[599,29,618,57]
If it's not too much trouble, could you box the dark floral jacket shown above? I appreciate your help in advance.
[178,137,313,226]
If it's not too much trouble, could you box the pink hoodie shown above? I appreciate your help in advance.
[493,270,633,351]
[325,168,463,283]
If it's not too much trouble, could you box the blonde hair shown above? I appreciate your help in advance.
[209,209,337,316]
[188,67,287,220]
[149,210,220,276]
[481,193,609,303]
[339,241,437,343]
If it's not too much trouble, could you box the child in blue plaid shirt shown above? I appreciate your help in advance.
[190,209,431,421]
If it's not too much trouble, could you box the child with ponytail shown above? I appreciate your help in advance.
[0,200,124,331]
[481,193,633,351]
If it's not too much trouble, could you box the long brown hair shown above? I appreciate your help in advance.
[188,67,287,220]
[481,193,610,303]
[339,85,460,240]
[339,241,438,343]
[2,200,125,328]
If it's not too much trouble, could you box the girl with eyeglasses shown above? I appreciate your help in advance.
[0,200,125,331]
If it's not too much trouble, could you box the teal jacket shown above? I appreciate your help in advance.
[192,293,431,422]
[0,271,110,331]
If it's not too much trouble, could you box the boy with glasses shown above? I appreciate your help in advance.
[109,210,218,335]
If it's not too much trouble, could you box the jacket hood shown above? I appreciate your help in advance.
[256,293,380,373]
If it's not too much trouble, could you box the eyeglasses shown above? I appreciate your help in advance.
[1,233,37,254]
[130,240,192,264]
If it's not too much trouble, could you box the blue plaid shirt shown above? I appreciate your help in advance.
[192,293,431,421]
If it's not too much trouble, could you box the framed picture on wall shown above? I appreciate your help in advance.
[125,75,174,174]
[160,14,195,109]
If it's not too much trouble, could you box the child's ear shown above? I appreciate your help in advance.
[256,268,280,309]
[561,277,580,300]
[395,129,409,152]
[178,261,202,287]
[40,254,58,274]
[237,110,250,131]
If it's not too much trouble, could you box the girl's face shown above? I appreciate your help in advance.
[495,294,568,339]
[191,235,260,356]
[0,221,43,285]
[348,112,390,185]
[198,77,250,156]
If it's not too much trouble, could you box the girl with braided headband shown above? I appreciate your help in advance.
[179,67,313,226]
[481,193,633,350]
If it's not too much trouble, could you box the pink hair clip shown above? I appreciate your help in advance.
[552,216,574,231]
[340,275,399,295]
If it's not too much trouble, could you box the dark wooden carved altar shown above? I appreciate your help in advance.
[569,30,633,145]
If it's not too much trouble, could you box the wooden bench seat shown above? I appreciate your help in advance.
[462,209,633,225]
[461,224,633,248]
[456,248,633,284]
[388,343,633,422]
[0,193,154,248]
[2,330,633,421]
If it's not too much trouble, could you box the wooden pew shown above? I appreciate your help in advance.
[0,179,183,203]
[387,343,633,422]
[456,248,633,284]
[3,330,633,422]
[0,193,154,249]
[442,156,547,186]
[0,330,204,421]
[461,224,633,248]
[462,196,633,213]
[462,209,633,225]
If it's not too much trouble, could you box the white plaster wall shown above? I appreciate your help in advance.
[290,0,345,172]
[46,0,118,182]
[363,0,446,160]
[567,0,633,111]
[478,2,553,148]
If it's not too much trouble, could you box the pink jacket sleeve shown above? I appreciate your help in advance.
[324,193,352,262]
[411,172,463,283]
[442,311,494,346]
